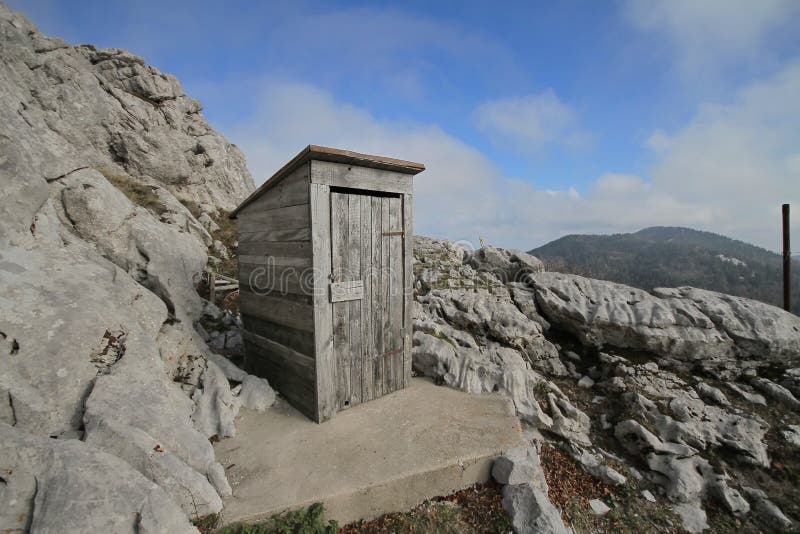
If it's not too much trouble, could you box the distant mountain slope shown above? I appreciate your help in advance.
[529,226,800,314]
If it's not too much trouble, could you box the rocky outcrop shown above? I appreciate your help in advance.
[530,272,800,375]
[0,3,258,531]
[412,235,800,533]
[1,422,197,534]
[0,3,253,220]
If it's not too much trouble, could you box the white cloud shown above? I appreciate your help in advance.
[642,60,800,249]
[229,65,800,251]
[473,91,588,154]
[621,0,799,77]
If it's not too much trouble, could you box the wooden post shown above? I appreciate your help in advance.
[209,270,216,305]
[783,204,791,312]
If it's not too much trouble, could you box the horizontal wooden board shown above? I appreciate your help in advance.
[242,314,314,356]
[310,160,412,194]
[239,255,312,268]
[239,262,316,296]
[330,280,364,302]
[238,164,310,215]
[237,203,310,233]
[239,291,315,332]
[238,227,311,244]
[243,332,316,420]
[244,331,315,373]
[237,240,313,259]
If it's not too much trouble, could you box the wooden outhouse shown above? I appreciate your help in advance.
[230,146,425,423]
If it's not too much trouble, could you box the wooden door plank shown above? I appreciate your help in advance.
[402,193,413,387]
[371,195,384,399]
[348,194,363,406]
[389,195,404,393]
[310,183,334,422]
[331,192,351,410]
[381,195,394,393]
[360,193,374,402]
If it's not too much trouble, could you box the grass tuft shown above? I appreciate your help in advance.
[97,166,167,217]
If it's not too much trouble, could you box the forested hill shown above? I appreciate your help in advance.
[529,226,800,314]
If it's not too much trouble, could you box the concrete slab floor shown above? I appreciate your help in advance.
[214,377,525,526]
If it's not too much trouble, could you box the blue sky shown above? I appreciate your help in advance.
[10,0,800,251]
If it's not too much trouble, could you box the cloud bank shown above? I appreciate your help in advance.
[230,64,799,252]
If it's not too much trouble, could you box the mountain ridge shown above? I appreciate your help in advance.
[529,225,800,314]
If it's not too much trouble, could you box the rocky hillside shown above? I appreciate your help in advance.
[530,226,800,314]
[0,4,271,532]
[413,236,800,533]
[3,3,800,533]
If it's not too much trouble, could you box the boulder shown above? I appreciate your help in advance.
[571,447,627,486]
[694,382,730,406]
[412,330,592,445]
[467,245,545,283]
[672,502,709,534]
[622,392,769,467]
[0,423,197,534]
[780,425,800,448]
[727,383,767,405]
[531,273,800,371]
[531,272,732,364]
[742,487,794,531]
[589,499,611,516]
[502,483,570,534]
[751,378,800,410]
[492,445,548,492]
[418,286,564,375]
[236,375,277,412]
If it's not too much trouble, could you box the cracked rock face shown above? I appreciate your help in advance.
[531,272,800,374]
[412,235,800,533]
[1,422,198,534]
[0,3,258,531]
[0,3,253,223]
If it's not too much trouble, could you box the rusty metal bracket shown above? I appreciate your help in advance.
[381,231,404,237]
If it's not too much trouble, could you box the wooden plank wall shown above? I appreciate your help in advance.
[310,160,413,194]
[237,164,318,420]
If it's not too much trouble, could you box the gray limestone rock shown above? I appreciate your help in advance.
[0,5,254,529]
[502,483,570,534]
[571,447,627,486]
[237,375,277,412]
[532,273,800,371]
[694,382,730,407]
[589,499,611,516]
[742,487,794,531]
[672,502,709,533]
[492,445,548,492]
[780,425,800,448]
[0,422,197,534]
[751,377,800,410]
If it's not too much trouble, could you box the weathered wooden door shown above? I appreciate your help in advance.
[329,189,405,410]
